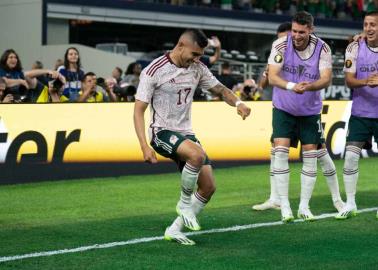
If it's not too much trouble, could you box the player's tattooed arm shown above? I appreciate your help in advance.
[209,83,251,120]
[208,83,238,106]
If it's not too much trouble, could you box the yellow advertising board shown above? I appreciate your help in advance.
[0,101,374,164]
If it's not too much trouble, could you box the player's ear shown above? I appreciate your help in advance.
[309,25,315,34]
[177,41,184,49]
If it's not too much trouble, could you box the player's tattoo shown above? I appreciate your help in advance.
[209,83,227,96]
[209,83,238,106]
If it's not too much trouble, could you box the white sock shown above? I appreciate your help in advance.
[273,146,290,209]
[318,148,342,203]
[179,162,200,207]
[269,147,280,204]
[343,145,361,207]
[299,150,317,210]
[171,192,208,231]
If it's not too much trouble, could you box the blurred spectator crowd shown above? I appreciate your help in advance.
[146,0,378,21]
[0,47,141,104]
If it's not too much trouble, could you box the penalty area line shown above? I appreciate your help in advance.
[0,207,376,263]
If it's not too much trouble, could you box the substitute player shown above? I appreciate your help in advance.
[336,11,378,219]
[134,29,251,245]
[252,22,344,214]
[268,11,333,222]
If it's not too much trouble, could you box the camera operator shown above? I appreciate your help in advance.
[238,78,261,101]
[112,79,136,102]
[78,72,117,102]
[24,69,66,102]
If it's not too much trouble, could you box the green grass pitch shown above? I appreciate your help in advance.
[0,158,377,269]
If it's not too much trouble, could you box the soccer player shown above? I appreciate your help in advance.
[133,29,251,245]
[336,11,378,219]
[252,22,344,213]
[268,11,334,222]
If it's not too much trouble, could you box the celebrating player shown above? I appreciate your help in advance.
[268,11,334,222]
[336,11,378,219]
[253,22,344,214]
[134,29,251,245]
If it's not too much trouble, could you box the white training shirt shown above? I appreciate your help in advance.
[344,41,378,73]
[268,35,332,70]
[136,53,219,139]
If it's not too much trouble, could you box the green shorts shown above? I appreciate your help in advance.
[346,115,378,149]
[272,108,324,147]
[150,129,211,171]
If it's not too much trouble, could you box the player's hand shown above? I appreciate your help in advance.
[367,74,378,87]
[352,32,366,42]
[293,82,309,94]
[237,103,251,120]
[142,146,158,163]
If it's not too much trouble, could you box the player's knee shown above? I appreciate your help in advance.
[188,149,206,168]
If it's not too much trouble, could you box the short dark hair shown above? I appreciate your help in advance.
[183,29,208,48]
[63,47,81,70]
[365,11,378,18]
[292,11,314,27]
[0,49,23,72]
[81,72,96,83]
[277,22,292,34]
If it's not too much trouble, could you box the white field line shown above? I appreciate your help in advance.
[0,207,376,263]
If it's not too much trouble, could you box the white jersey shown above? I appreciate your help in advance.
[268,35,332,70]
[136,53,219,140]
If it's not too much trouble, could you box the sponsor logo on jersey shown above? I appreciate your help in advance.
[282,64,319,80]
[358,61,378,73]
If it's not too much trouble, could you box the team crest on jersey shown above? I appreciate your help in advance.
[345,59,352,68]
[274,54,283,63]
[169,135,179,145]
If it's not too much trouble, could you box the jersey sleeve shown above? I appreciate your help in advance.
[319,43,332,70]
[135,70,157,103]
[197,63,219,90]
[343,41,359,74]
[268,36,287,68]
